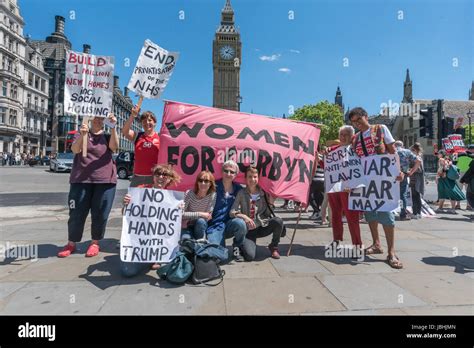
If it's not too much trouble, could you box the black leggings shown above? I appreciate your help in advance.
[242,217,284,261]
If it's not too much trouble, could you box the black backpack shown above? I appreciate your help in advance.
[179,239,226,286]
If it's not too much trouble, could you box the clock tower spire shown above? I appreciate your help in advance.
[213,0,242,111]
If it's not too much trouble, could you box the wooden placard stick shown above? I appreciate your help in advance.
[82,116,89,157]
[287,206,303,257]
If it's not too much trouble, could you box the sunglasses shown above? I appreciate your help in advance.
[198,179,211,184]
[223,169,236,174]
[154,172,170,177]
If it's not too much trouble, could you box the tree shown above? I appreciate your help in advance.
[289,100,344,148]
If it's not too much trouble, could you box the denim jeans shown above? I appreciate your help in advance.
[399,176,409,218]
[181,218,208,240]
[67,183,116,242]
[206,218,247,248]
[120,261,152,278]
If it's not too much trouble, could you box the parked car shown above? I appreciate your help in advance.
[50,152,75,172]
[28,156,50,166]
[115,151,134,179]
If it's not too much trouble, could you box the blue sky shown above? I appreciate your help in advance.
[21,0,473,128]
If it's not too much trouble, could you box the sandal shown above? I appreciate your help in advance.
[364,244,384,255]
[387,255,403,269]
[85,243,100,257]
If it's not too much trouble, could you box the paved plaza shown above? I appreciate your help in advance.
[1,166,473,315]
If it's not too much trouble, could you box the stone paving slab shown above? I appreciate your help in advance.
[311,308,406,315]
[369,251,462,273]
[223,277,346,315]
[317,274,427,310]
[401,305,474,315]
[381,272,474,306]
[269,251,331,277]
[99,280,226,315]
[220,259,280,279]
[0,281,118,315]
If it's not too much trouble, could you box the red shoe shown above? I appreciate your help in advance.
[85,243,100,257]
[58,244,76,258]
[268,244,280,259]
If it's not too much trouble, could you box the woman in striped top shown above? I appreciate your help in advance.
[181,170,217,240]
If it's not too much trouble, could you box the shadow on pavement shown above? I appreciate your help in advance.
[0,238,118,266]
[422,255,474,274]
[437,216,474,223]
[78,254,158,290]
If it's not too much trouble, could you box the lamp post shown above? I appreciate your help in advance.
[236,94,243,112]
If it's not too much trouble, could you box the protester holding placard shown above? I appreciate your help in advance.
[206,160,247,262]
[230,167,284,260]
[120,163,181,277]
[122,105,160,187]
[181,171,217,240]
[349,107,404,269]
[435,150,465,213]
[327,126,362,248]
[58,114,118,258]
[408,143,424,219]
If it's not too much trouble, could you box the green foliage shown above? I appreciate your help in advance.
[462,124,474,145]
[289,100,344,148]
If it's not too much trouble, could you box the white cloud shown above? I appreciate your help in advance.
[255,48,261,52]
[259,54,281,61]
[278,68,291,73]
[290,49,300,54]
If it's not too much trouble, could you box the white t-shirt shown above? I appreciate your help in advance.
[354,124,395,157]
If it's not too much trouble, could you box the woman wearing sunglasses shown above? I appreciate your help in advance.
[120,163,181,277]
[181,170,217,240]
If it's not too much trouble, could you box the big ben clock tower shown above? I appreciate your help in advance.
[213,0,242,111]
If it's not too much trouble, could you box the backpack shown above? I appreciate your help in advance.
[180,239,226,286]
[156,252,194,284]
[447,164,460,181]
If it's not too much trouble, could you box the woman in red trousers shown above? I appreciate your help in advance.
[327,125,362,250]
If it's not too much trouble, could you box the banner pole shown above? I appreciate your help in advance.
[287,206,303,256]
[82,116,89,158]
[287,148,318,256]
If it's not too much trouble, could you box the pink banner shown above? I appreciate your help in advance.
[158,101,320,204]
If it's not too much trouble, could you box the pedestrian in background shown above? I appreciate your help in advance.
[408,143,424,219]
[436,150,465,213]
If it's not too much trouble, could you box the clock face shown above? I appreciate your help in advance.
[219,45,235,60]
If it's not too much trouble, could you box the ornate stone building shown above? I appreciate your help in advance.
[213,0,242,111]
[0,0,24,154]
[392,69,474,171]
[111,75,140,152]
[23,40,49,155]
[30,15,72,153]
